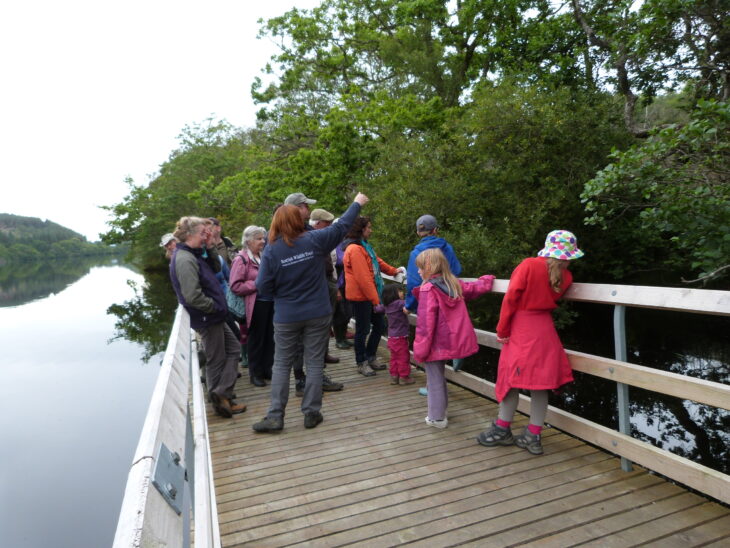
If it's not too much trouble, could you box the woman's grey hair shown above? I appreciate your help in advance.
[241,225,266,248]
[173,216,206,242]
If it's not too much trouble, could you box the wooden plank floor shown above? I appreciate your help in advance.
[206,341,730,547]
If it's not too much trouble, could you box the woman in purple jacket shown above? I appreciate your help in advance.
[230,225,273,388]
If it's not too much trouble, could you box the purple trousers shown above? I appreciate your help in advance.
[424,360,448,421]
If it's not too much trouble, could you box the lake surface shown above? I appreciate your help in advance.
[0,260,162,548]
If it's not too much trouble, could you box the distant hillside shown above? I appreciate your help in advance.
[0,213,122,263]
[0,213,86,243]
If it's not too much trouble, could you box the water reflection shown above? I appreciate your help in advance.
[0,256,123,307]
[106,268,178,362]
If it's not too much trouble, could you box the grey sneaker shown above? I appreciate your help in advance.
[357,362,376,376]
[252,416,283,433]
[515,428,544,455]
[476,421,514,447]
[322,375,344,391]
[390,376,399,385]
[304,411,323,429]
[368,357,386,370]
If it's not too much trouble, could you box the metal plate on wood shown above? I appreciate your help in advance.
[151,442,186,515]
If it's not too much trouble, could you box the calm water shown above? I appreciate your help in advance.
[0,260,162,548]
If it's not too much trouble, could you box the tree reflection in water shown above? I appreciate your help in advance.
[0,256,124,307]
[107,268,178,363]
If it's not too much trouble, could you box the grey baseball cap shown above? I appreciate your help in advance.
[160,233,176,247]
[416,214,438,232]
[284,192,317,206]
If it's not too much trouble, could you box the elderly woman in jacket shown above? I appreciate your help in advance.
[169,216,245,418]
[252,193,369,433]
[343,216,404,377]
[229,225,273,388]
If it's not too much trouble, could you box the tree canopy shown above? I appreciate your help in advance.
[102,0,729,285]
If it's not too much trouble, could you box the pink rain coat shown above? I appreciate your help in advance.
[412,275,495,363]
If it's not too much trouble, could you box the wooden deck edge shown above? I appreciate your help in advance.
[443,367,730,505]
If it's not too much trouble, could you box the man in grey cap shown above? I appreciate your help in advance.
[284,192,317,223]
[160,233,178,261]
[405,214,463,374]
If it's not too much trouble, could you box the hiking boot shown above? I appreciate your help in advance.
[252,416,283,433]
[401,376,415,385]
[295,378,306,397]
[476,421,514,447]
[230,402,247,415]
[390,376,399,385]
[515,428,544,455]
[368,357,386,371]
[304,411,324,429]
[325,353,340,364]
[210,393,232,419]
[357,362,376,376]
[322,375,344,391]
[425,416,448,429]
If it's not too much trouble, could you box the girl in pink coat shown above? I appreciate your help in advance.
[413,248,495,428]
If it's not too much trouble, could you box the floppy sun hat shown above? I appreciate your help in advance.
[537,230,584,260]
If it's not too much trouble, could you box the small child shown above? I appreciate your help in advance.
[412,248,495,428]
[382,284,414,385]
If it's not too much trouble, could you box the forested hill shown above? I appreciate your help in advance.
[0,213,84,242]
[0,213,121,263]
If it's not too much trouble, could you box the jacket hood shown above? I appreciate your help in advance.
[341,238,362,250]
[414,235,451,255]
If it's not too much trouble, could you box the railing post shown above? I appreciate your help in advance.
[613,304,633,472]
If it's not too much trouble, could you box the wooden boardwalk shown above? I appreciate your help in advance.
[207,342,730,547]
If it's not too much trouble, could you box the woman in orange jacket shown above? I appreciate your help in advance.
[342,216,404,376]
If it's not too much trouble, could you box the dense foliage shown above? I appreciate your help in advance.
[102,0,729,285]
[0,213,120,264]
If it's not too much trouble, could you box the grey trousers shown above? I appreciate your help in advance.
[267,314,331,420]
[197,322,240,400]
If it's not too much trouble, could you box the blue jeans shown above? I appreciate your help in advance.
[267,314,331,419]
[351,300,384,364]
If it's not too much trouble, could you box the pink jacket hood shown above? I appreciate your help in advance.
[412,275,494,363]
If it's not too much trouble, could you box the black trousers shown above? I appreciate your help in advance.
[247,299,275,380]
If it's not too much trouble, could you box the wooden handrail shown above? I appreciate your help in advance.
[488,278,730,315]
[114,306,220,548]
[470,330,730,411]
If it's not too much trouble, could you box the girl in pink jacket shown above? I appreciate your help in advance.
[413,248,495,428]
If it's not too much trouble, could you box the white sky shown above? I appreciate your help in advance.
[0,0,320,241]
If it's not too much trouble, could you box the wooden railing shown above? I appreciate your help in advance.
[113,306,220,548]
[391,276,730,504]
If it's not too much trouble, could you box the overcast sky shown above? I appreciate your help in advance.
[0,0,320,241]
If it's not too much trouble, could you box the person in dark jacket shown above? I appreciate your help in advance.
[169,216,245,419]
[252,193,369,433]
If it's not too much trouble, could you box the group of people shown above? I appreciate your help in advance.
[166,189,584,456]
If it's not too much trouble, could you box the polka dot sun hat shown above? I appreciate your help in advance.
[537,230,584,260]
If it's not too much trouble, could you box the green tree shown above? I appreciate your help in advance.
[582,99,730,283]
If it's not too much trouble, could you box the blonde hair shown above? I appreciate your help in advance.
[415,248,462,298]
[173,216,207,242]
[547,258,565,292]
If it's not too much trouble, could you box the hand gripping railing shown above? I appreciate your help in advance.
[113,306,220,548]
